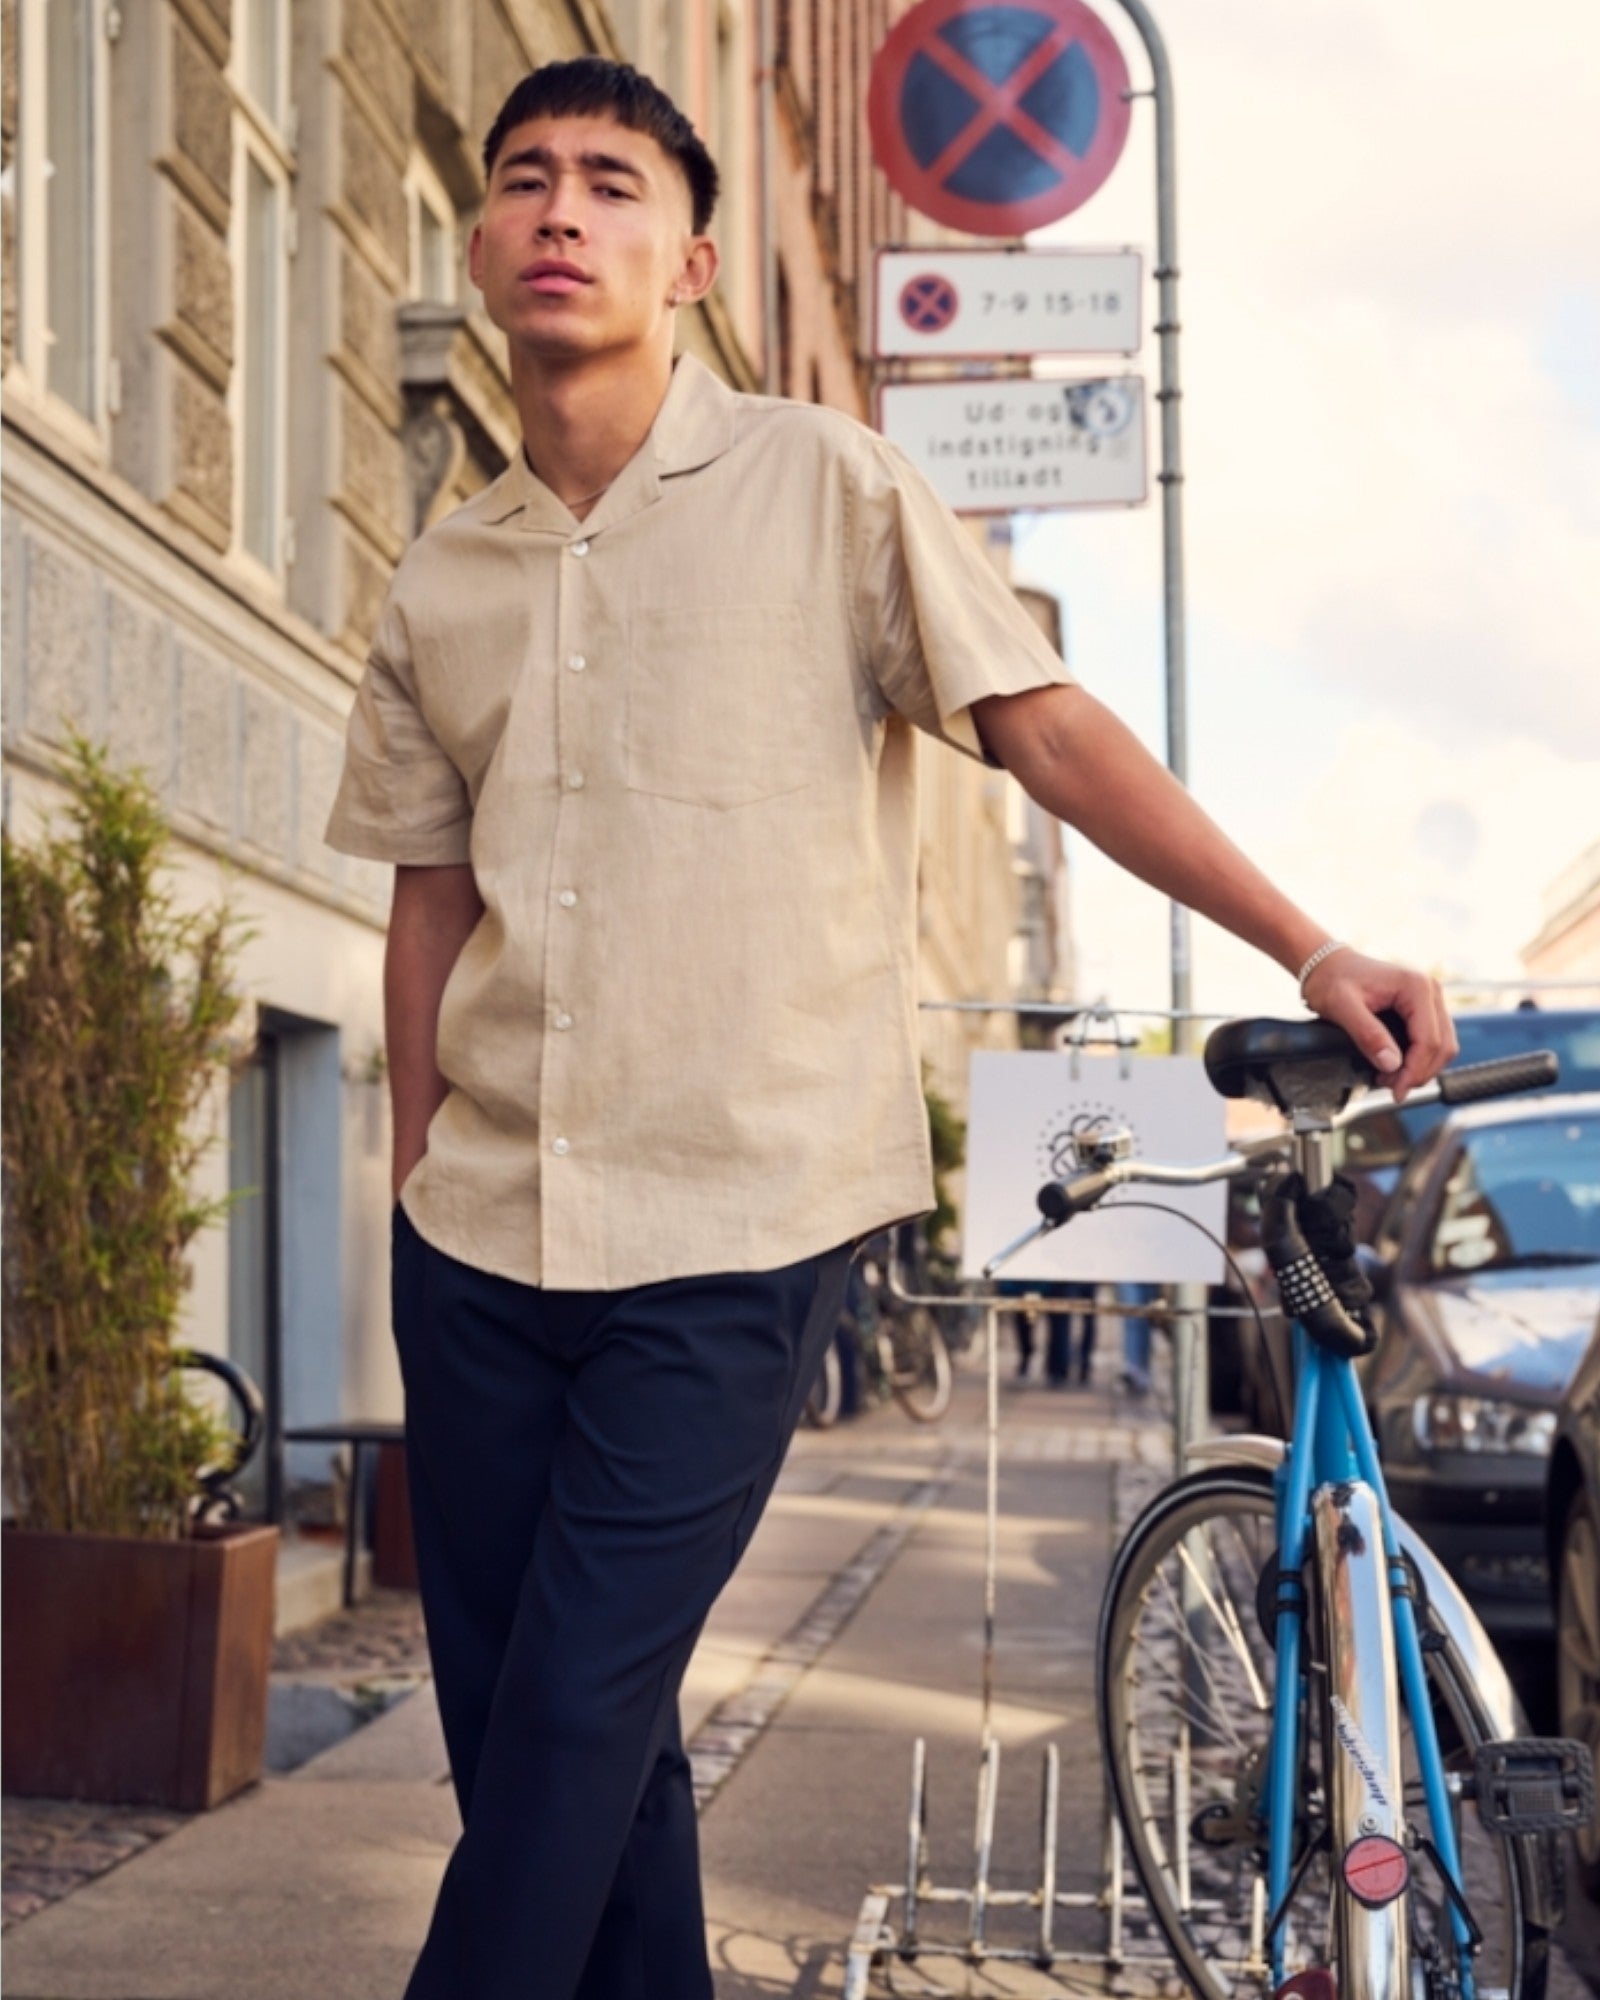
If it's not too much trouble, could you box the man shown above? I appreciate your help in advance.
[326,56,1456,2000]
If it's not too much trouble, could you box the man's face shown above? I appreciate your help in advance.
[470,114,714,362]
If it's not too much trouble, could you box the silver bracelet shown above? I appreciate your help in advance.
[1297,939,1351,995]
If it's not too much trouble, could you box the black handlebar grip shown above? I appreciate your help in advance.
[1038,1169,1118,1224]
[1437,1049,1559,1106]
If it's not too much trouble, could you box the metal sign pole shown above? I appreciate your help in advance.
[1108,0,1188,1034]
[1103,0,1210,1471]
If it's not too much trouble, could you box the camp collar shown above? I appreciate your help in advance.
[481,354,740,535]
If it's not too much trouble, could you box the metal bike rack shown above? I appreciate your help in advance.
[842,1294,1182,1997]
[839,993,1273,1992]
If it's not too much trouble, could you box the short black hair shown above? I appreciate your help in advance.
[481,57,720,233]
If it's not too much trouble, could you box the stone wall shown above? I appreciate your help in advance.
[3,432,388,921]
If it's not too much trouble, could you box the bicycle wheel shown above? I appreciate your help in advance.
[1097,1468,1548,2000]
[803,1337,843,1430]
[886,1307,952,1423]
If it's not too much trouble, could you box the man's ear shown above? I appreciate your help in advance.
[674,236,720,307]
[467,222,484,291]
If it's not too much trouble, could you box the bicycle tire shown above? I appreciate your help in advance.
[887,1308,952,1424]
[1097,1467,1550,2000]
[803,1338,843,1430]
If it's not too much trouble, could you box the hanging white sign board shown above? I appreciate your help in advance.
[961,1051,1228,1284]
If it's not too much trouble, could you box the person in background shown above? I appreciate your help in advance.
[1117,1281,1156,1396]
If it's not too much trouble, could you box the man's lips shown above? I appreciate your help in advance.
[522,262,592,296]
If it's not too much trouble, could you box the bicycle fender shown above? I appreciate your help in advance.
[1313,1480,1410,2000]
[1188,1435,1520,1741]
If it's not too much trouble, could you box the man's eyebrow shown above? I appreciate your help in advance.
[497,144,650,184]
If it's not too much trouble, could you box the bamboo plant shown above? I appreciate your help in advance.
[2,739,244,1539]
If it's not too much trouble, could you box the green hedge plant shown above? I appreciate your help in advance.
[2,740,244,1539]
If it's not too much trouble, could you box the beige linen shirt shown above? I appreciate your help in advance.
[326,355,1071,1289]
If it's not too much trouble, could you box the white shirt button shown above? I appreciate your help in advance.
[570,539,590,557]
[557,889,578,908]
[554,1012,574,1031]
[566,772,586,791]
[567,653,587,673]
[552,1137,571,1156]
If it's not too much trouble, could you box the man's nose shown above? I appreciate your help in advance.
[535,179,584,240]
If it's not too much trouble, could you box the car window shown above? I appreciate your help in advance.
[1424,1114,1600,1277]
[1397,1012,1600,1154]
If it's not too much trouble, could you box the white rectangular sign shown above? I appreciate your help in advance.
[874,247,1142,359]
[961,1052,1227,1285]
[877,375,1146,515]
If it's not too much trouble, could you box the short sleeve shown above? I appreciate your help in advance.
[850,436,1073,762]
[324,600,474,866]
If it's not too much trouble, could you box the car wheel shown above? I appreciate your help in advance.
[1555,1483,1600,1898]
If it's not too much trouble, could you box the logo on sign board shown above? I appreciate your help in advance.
[868,0,1133,237]
[898,272,961,333]
[1037,1104,1140,1185]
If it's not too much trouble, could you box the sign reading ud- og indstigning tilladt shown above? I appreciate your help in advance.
[877,374,1147,515]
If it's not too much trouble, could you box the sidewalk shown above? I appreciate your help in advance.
[3,1356,1591,1997]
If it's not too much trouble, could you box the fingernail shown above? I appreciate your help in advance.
[1377,1048,1401,1072]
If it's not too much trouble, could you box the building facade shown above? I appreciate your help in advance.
[1522,839,1600,1006]
[2,0,1070,1573]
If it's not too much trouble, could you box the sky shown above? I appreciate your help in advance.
[1005,0,1600,1024]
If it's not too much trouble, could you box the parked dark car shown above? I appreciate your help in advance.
[1337,1007,1600,1240]
[1546,1312,1600,1895]
[1360,1094,1600,1637]
[1207,1008,1600,1430]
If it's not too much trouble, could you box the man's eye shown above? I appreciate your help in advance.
[597,185,633,200]
[507,177,545,193]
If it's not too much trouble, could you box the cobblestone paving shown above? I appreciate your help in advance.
[1,1797,191,1929]
[269,1584,431,1677]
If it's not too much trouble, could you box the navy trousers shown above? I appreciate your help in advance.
[390,1205,853,2000]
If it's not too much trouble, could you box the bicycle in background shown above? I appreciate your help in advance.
[806,1232,953,1428]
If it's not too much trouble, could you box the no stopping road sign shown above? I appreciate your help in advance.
[867,0,1133,236]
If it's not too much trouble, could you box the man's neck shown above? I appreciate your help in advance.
[512,344,676,520]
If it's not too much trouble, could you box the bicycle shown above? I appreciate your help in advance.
[172,1345,266,1524]
[805,1235,953,1427]
[1017,1015,1594,2000]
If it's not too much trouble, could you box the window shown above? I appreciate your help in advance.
[10,0,111,440]
[230,0,295,579]
[405,154,458,305]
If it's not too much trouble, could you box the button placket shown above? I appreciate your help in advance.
[540,535,598,1273]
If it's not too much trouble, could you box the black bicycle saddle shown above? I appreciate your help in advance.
[1204,1014,1406,1116]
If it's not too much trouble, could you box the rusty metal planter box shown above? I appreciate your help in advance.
[1,1521,279,1810]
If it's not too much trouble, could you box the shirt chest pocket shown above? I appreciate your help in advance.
[625,603,822,811]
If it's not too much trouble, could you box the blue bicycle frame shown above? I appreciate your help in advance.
[1264,1322,1476,1996]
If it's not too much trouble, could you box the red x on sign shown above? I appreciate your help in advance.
[899,273,960,332]
[868,0,1132,236]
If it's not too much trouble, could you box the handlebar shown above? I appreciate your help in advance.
[1436,1048,1559,1106]
[1034,1048,1560,1226]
